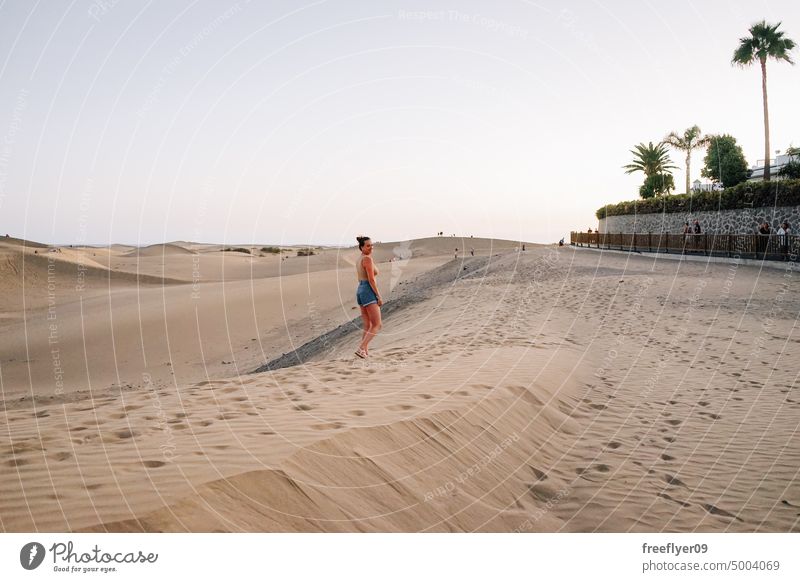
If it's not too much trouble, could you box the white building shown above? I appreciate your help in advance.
[748,152,799,181]
[691,180,723,193]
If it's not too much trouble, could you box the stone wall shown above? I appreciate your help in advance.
[598,205,800,234]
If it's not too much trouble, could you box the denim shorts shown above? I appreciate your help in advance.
[356,280,378,306]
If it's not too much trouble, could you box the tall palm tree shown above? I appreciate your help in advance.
[623,142,676,177]
[732,20,796,181]
[663,125,709,194]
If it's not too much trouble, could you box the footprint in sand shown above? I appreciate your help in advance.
[348,410,366,417]
[49,451,72,462]
[526,482,561,502]
[142,460,167,468]
[701,503,742,521]
[311,422,346,431]
[293,404,313,411]
[6,457,29,467]
[387,404,415,412]
[530,466,548,481]
[698,411,721,420]
[664,474,687,487]
[658,492,691,507]
[605,441,622,450]
[417,394,434,400]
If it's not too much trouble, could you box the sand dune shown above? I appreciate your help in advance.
[0,240,177,317]
[1,240,798,532]
[0,250,448,399]
[123,243,197,257]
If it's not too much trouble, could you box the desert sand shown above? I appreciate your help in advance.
[1,236,798,532]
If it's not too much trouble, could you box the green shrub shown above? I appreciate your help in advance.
[639,174,675,199]
[779,161,800,179]
[223,247,251,254]
[701,134,749,187]
[296,248,316,257]
[260,246,281,254]
[596,179,800,219]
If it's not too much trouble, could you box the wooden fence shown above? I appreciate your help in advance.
[570,232,799,261]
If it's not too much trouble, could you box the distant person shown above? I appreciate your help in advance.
[354,235,382,359]
[757,221,771,254]
[693,220,701,234]
[558,238,564,246]
[778,221,790,257]
[470,247,474,256]
[454,248,458,259]
[682,222,690,235]
[522,244,526,251]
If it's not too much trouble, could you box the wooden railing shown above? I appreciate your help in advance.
[570,232,799,261]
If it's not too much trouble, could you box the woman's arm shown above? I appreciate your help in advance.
[363,256,382,305]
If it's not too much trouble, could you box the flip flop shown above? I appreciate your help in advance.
[354,349,367,359]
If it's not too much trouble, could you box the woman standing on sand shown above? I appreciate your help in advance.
[355,235,382,358]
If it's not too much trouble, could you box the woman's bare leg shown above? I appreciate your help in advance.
[359,306,370,348]
[358,303,382,353]
[359,305,370,345]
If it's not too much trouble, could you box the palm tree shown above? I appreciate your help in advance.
[732,20,796,181]
[663,125,709,194]
[623,142,677,177]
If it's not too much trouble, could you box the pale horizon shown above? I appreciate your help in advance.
[1,0,798,246]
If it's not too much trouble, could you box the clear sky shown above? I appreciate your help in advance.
[1,0,798,246]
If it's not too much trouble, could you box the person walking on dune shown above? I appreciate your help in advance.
[355,235,382,358]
